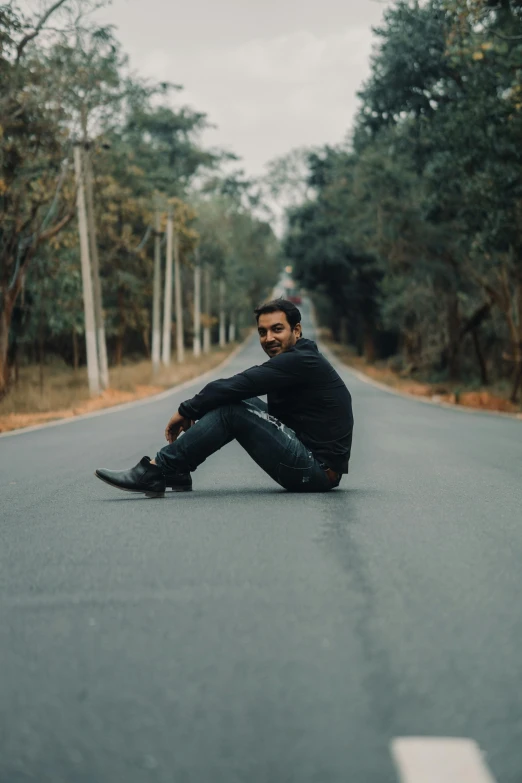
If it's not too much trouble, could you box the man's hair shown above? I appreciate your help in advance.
[254,298,302,329]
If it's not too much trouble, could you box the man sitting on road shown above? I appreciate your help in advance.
[95,299,354,497]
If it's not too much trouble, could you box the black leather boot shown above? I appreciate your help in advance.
[164,473,192,492]
[95,456,166,498]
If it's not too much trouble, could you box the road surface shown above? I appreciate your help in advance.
[1,303,522,782]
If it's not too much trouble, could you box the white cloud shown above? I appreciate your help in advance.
[101,2,384,176]
[163,26,377,172]
[227,27,372,85]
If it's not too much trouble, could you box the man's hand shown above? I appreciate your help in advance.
[165,411,194,444]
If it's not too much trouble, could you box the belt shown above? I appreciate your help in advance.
[324,467,340,484]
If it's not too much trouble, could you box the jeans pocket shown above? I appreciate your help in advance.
[276,462,313,492]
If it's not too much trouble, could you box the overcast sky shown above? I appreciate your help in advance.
[98,0,389,178]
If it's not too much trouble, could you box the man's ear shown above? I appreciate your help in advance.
[294,323,302,338]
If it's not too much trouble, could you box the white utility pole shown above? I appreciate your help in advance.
[193,248,201,357]
[203,265,211,353]
[173,228,185,363]
[151,207,162,374]
[219,278,226,348]
[84,143,109,389]
[161,206,173,366]
[228,316,236,343]
[73,143,100,396]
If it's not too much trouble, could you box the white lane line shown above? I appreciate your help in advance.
[391,737,497,783]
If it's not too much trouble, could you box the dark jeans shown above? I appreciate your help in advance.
[155,398,340,492]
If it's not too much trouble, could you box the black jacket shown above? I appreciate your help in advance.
[179,338,353,473]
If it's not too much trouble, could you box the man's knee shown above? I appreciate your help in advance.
[214,400,260,432]
[199,402,246,425]
[197,401,264,434]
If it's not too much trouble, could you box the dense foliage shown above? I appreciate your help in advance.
[0,1,280,394]
[283,0,522,401]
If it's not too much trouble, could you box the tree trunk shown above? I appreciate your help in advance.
[142,328,151,358]
[115,335,124,367]
[72,326,79,373]
[503,285,522,403]
[14,347,19,385]
[0,298,14,397]
[116,289,125,366]
[84,145,109,389]
[228,318,236,343]
[74,143,100,396]
[355,313,364,357]
[203,265,211,354]
[363,321,376,363]
[0,208,74,396]
[471,329,488,386]
[193,256,201,357]
[151,209,162,375]
[39,332,45,396]
[447,294,461,381]
[458,302,491,342]
[339,317,348,345]
[510,281,522,402]
[0,308,11,399]
[510,357,522,404]
[219,278,226,348]
[358,309,376,362]
[161,208,173,366]
[173,231,184,364]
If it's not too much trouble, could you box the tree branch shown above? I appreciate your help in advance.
[15,0,69,63]
[490,30,522,42]
[36,209,74,244]
[7,206,74,301]
[458,302,491,342]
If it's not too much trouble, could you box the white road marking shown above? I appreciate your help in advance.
[391,737,497,783]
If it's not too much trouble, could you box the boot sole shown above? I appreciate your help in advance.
[94,471,165,498]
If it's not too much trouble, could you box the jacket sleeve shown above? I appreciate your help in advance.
[178,354,301,420]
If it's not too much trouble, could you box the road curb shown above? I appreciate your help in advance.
[0,338,251,440]
[323,343,522,422]
[308,303,522,423]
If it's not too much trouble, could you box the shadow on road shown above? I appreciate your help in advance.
[93,486,388,502]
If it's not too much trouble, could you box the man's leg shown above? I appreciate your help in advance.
[155,399,333,492]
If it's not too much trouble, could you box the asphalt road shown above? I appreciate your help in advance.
[1,303,522,783]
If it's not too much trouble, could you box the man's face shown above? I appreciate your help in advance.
[257,311,302,358]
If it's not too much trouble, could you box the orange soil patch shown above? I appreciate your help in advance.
[326,342,522,418]
[0,343,241,434]
[0,385,164,433]
[455,390,518,413]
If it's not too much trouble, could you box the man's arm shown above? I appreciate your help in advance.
[177,353,301,422]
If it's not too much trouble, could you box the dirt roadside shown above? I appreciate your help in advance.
[3,336,520,434]
[325,341,522,420]
[0,344,240,434]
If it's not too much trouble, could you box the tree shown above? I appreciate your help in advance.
[1,0,280,395]
[357,0,522,393]
[283,147,383,358]
[194,192,280,340]
[282,0,522,396]
[0,1,78,395]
